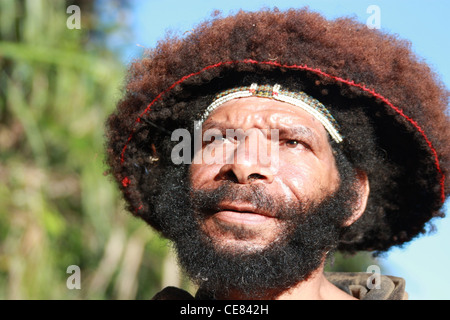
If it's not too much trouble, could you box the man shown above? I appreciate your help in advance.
[105,8,450,300]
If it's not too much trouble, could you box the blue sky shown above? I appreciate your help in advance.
[121,0,450,300]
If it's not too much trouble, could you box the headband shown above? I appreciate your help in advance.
[196,83,343,143]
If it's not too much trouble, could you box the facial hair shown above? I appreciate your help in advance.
[153,166,357,299]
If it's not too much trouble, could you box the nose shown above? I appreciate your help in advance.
[217,129,275,184]
[218,162,275,184]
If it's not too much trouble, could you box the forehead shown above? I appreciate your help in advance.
[204,96,330,139]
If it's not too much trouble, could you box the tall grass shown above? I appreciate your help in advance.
[0,0,173,300]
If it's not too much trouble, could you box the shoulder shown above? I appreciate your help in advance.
[325,272,407,300]
[152,286,195,300]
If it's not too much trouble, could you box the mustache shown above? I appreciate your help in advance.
[189,182,308,221]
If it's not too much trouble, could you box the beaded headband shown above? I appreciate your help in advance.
[196,83,343,143]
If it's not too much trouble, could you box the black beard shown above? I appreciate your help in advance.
[152,165,357,299]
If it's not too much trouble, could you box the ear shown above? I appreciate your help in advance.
[343,170,370,227]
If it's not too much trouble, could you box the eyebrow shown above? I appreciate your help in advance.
[201,121,320,144]
[201,120,226,133]
[277,125,320,145]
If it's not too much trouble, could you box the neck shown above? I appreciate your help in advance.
[213,264,357,300]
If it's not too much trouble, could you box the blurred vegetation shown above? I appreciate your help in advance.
[0,0,380,300]
[0,0,172,300]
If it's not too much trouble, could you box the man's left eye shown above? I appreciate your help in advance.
[284,140,312,151]
[286,140,301,148]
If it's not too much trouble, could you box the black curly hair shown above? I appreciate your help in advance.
[105,8,450,253]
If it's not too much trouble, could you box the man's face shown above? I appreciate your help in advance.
[190,97,341,252]
[159,95,359,298]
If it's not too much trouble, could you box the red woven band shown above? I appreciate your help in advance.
[119,59,445,204]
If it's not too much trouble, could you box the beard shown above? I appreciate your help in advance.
[152,165,357,299]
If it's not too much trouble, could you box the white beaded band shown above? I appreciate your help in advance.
[196,83,343,143]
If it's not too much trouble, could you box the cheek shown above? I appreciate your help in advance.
[189,164,202,190]
[189,163,219,190]
[276,156,338,200]
[275,162,314,200]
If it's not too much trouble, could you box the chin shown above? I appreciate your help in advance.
[203,223,286,254]
[211,237,274,253]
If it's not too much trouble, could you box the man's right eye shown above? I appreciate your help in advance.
[210,136,222,143]
[204,135,226,145]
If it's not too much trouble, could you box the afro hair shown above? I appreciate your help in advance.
[105,8,450,253]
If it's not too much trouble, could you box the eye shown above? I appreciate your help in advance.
[204,135,232,147]
[286,140,301,148]
[209,135,224,144]
[284,139,310,150]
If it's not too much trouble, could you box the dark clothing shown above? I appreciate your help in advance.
[152,272,407,300]
[324,272,407,300]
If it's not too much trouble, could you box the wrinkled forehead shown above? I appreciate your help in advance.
[203,96,332,144]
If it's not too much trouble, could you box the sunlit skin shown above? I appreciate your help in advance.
[189,97,369,299]
[191,97,340,247]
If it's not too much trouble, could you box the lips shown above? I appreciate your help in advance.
[214,202,275,225]
[218,202,272,216]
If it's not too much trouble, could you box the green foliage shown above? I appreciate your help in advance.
[325,251,380,274]
[0,0,170,300]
